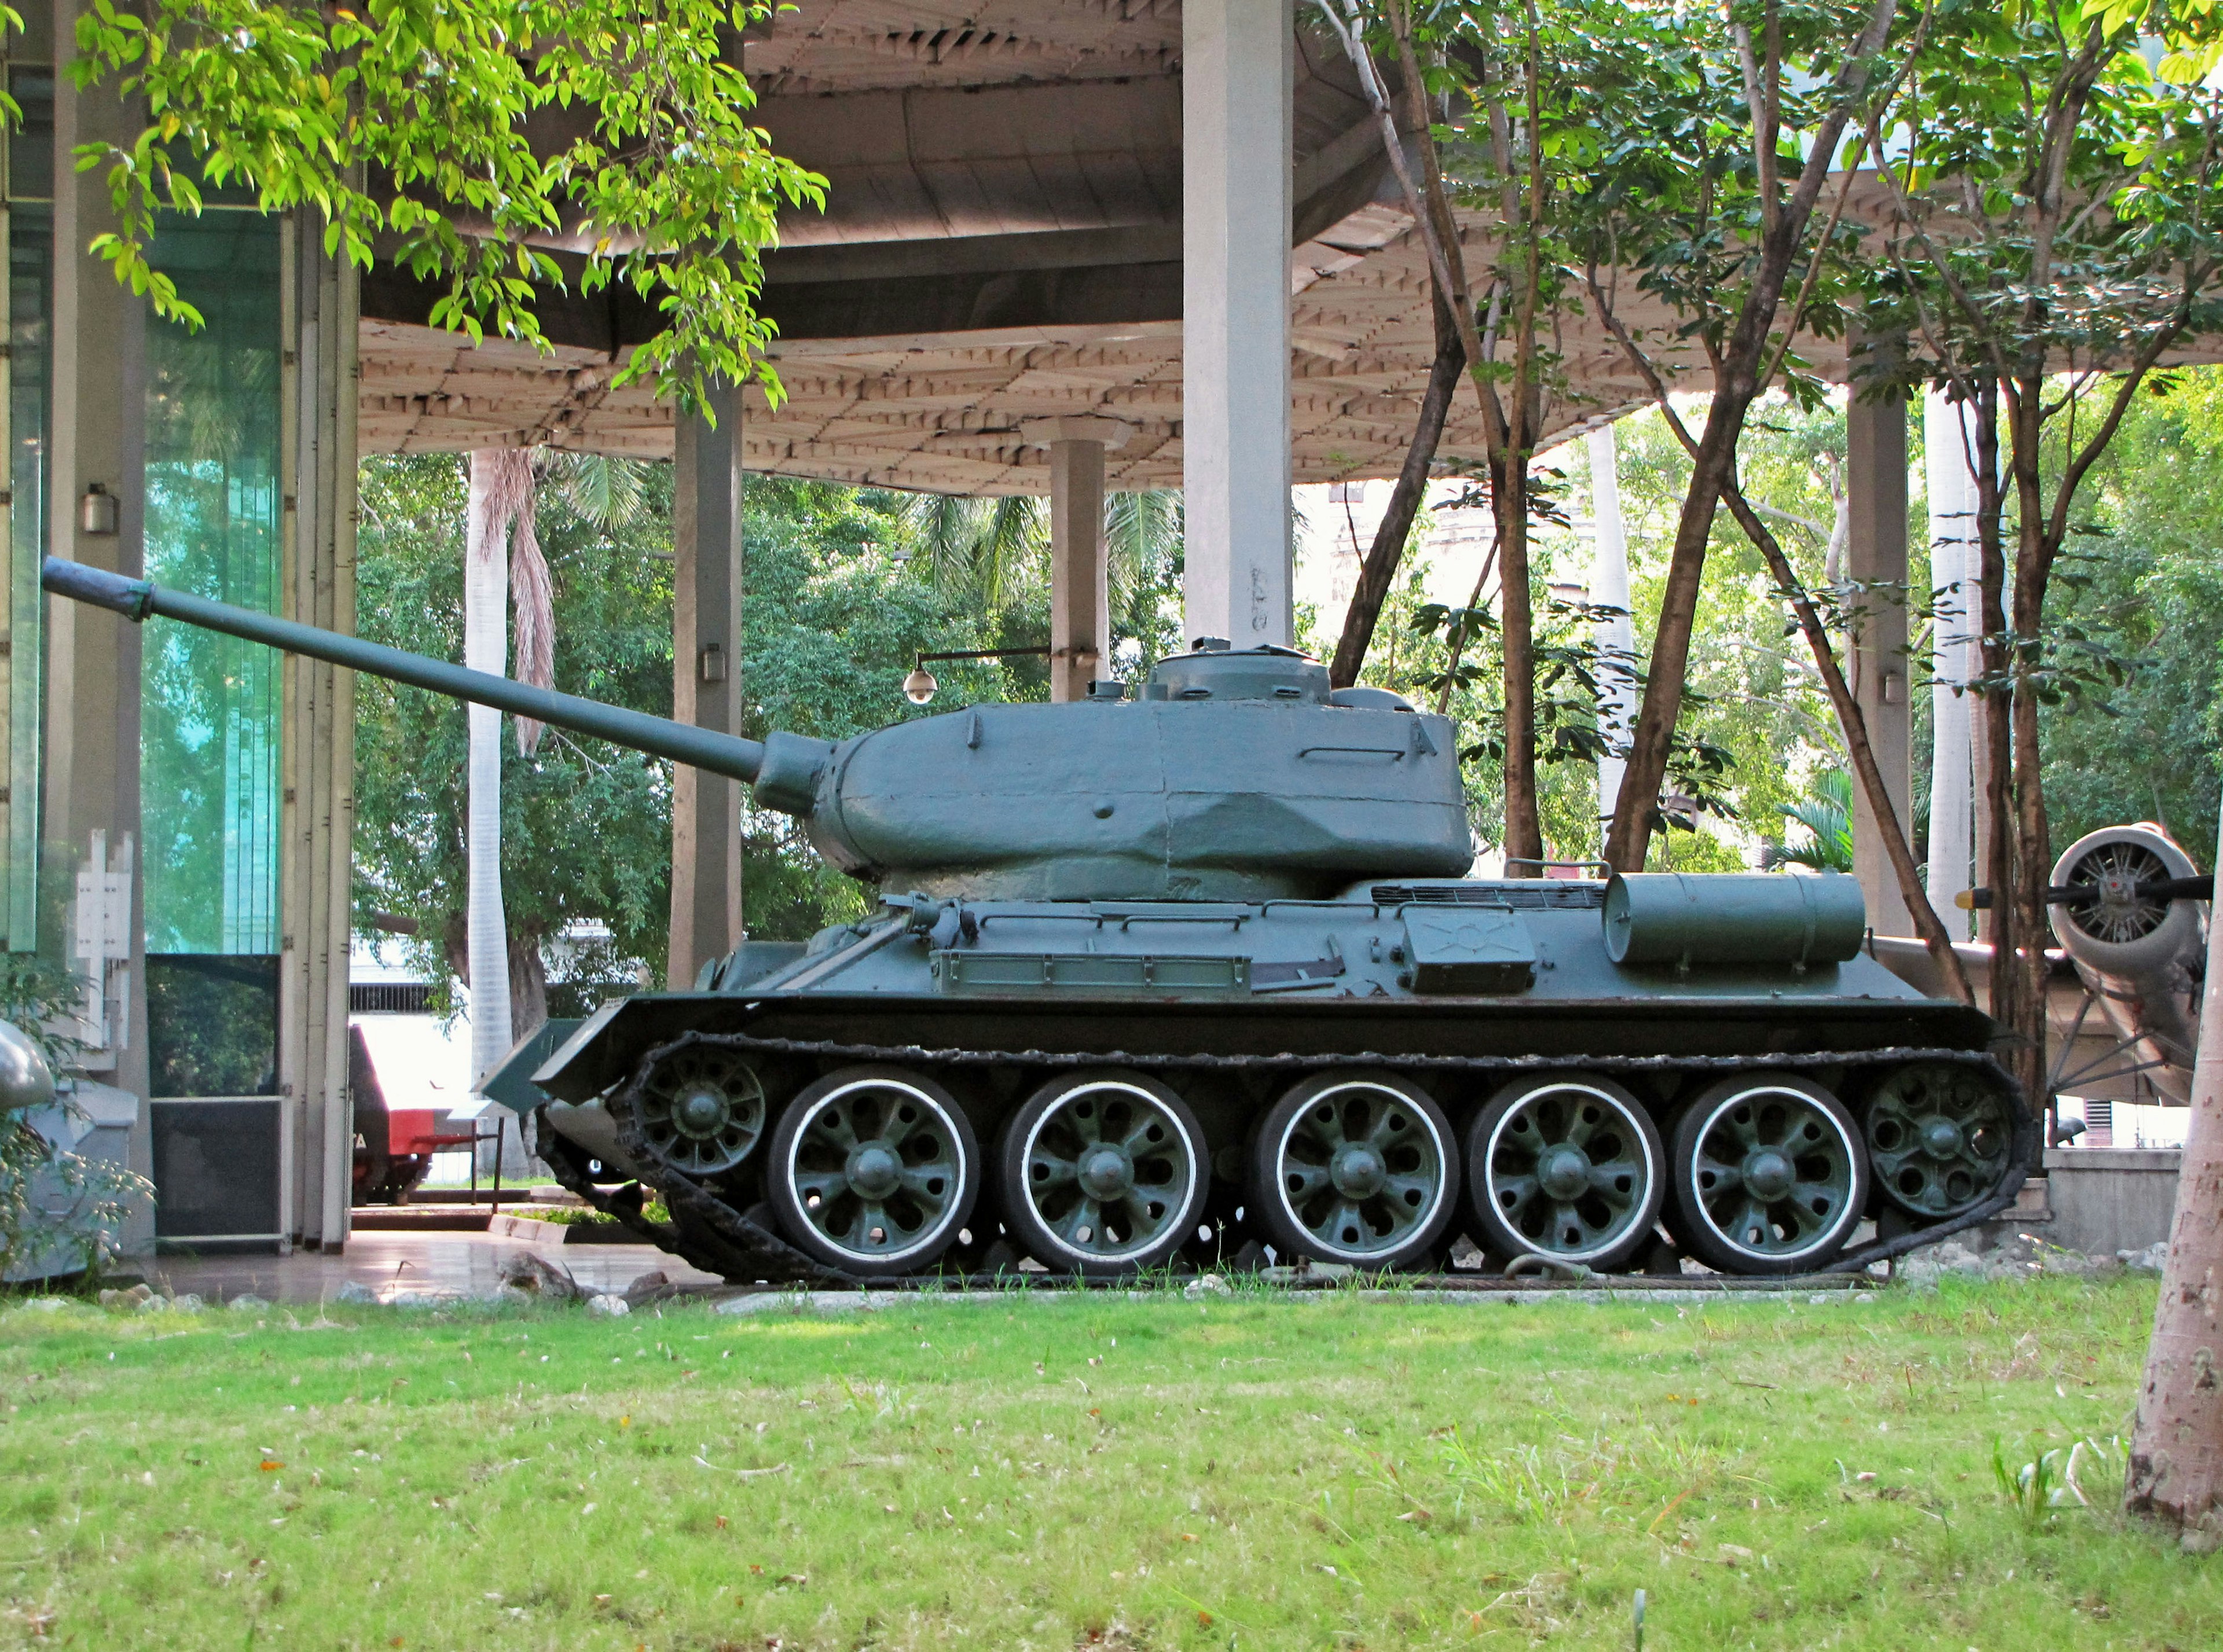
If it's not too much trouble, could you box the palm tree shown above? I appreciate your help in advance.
[463,449,659,1094]
[1765,771,1855,873]
[898,491,1047,608]
[462,449,531,1100]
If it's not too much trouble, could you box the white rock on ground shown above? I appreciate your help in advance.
[2118,1241,2169,1273]
[333,1280,380,1306]
[1183,1274,1234,1300]
[585,1293,631,1317]
[226,1294,270,1311]
[497,1250,584,1301]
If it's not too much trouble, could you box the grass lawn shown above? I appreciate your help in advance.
[0,1275,2211,1650]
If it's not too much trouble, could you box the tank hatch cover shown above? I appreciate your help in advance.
[1400,906,1536,993]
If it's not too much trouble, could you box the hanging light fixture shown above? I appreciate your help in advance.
[900,644,1056,706]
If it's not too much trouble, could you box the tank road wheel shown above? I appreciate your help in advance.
[1667,1075,1868,1275]
[1250,1071,1458,1271]
[1863,1063,2013,1220]
[1463,1073,1666,1273]
[765,1066,979,1277]
[997,1070,1208,1279]
[634,1045,768,1179]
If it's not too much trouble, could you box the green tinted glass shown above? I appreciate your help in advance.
[140,213,283,954]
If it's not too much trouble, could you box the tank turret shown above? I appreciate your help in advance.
[44,558,1470,901]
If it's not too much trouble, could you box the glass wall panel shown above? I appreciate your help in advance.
[2,68,51,952]
[140,212,283,955]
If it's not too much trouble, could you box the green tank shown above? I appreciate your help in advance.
[47,555,2032,1282]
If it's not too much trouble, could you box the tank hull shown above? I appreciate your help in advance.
[521,883,2027,1284]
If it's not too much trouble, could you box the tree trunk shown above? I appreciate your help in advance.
[1602,408,1742,871]
[1495,446,1543,872]
[1329,287,1466,689]
[1972,388,2018,1015]
[2005,382,2055,1108]
[463,452,516,1095]
[1719,479,1973,1004]
[2126,798,2223,1547]
[507,931,548,1048]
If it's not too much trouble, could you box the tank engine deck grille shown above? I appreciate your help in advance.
[1373,882,1607,911]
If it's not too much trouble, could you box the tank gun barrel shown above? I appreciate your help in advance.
[42,556,771,785]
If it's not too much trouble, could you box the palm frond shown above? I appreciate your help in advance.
[1764,770,1854,873]
[545,451,651,531]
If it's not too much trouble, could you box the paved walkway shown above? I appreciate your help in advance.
[143,1232,725,1305]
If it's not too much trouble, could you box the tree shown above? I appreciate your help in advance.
[354,455,677,1021]
[2132,798,2223,1547]
[1576,0,1907,877]
[1315,0,1573,869]
[1861,0,2223,1104]
[2039,372,2223,852]
[70,0,823,410]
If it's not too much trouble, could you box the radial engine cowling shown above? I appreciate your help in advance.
[2048,824,2206,1103]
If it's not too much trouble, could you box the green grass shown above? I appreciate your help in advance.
[0,1276,2212,1650]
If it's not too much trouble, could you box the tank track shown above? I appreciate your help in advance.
[549,1032,2037,1287]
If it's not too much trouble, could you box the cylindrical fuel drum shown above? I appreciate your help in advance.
[1602,872,1868,967]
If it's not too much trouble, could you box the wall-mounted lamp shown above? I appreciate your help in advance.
[903,644,1054,706]
[80,483,119,537]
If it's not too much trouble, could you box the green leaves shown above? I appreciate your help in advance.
[72,0,825,413]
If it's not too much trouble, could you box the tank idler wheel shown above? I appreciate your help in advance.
[1863,1063,2013,1220]
[634,1045,768,1179]
[765,1066,979,1278]
[997,1070,1208,1279]
[1463,1071,1666,1274]
[1667,1074,1868,1276]
[1250,1071,1458,1271]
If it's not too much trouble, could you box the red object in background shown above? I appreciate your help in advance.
[387,1108,477,1157]
[387,1108,438,1156]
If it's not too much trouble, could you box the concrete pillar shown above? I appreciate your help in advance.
[1024,416,1131,700]
[1847,390,1912,937]
[1924,387,1979,938]
[43,5,153,1249]
[277,218,360,1251]
[669,387,744,989]
[1182,0,1294,648]
[1586,426,1636,836]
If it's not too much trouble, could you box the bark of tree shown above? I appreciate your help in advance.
[1587,265,1971,996]
[1718,477,1974,1003]
[2126,799,2223,1545]
[508,930,548,1045]
[1598,0,1902,872]
[464,452,518,1095]
[1329,287,1466,689]
[1492,438,1543,871]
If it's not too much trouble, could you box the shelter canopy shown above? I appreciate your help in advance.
[355,0,1862,491]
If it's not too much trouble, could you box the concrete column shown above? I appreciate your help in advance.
[1586,426,1636,836]
[1182,0,1294,648]
[669,387,744,989]
[1024,416,1131,700]
[277,219,359,1251]
[1924,387,1979,938]
[1847,390,1912,938]
[43,6,153,1249]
